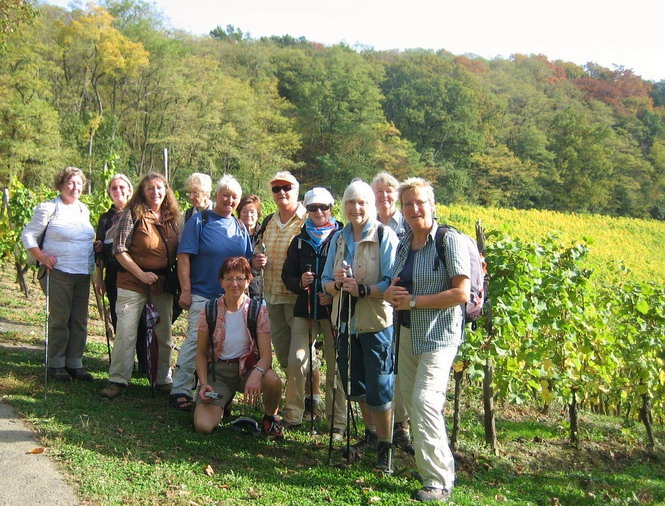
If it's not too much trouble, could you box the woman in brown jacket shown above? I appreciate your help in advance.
[101,172,180,399]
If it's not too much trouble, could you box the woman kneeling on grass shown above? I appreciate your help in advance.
[194,257,284,439]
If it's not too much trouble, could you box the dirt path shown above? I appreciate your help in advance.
[0,400,80,505]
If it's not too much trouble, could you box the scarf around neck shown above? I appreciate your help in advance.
[305,217,337,251]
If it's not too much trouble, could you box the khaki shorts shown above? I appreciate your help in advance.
[197,361,253,408]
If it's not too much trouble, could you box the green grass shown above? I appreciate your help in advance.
[0,265,664,504]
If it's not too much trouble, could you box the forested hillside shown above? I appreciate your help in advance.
[1,1,664,220]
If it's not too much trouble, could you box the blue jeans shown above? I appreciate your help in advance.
[337,328,394,411]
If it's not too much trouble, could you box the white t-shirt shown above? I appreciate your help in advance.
[219,307,251,360]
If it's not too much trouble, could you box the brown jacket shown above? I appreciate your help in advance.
[116,211,179,295]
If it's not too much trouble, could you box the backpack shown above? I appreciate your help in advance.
[205,296,262,362]
[433,225,487,323]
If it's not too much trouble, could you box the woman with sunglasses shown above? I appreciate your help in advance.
[281,188,346,435]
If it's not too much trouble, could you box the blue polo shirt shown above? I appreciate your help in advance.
[177,210,252,300]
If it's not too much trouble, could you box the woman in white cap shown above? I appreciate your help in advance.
[281,188,346,436]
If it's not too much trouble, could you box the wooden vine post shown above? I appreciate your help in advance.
[476,220,498,455]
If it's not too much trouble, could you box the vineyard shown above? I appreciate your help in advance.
[1,180,664,454]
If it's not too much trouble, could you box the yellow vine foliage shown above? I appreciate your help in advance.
[438,203,665,285]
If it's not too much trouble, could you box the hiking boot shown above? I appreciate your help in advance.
[331,427,345,442]
[65,367,93,381]
[304,396,322,421]
[341,429,377,459]
[261,414,284,440]
[413,486,451,502]
[49,367,72,382]
[375,441,394,474]
[393,421,415,455]
[101,382,126,399]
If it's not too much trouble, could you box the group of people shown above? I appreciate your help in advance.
[21,166,471,502]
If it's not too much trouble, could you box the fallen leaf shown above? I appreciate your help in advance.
[495,494,507,502]
[28,447,45,454]
[369,496,381,503]
[204,465,214,476]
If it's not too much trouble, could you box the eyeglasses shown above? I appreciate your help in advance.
[222,276,247,284]
[306,204,331,212]
[272,184,293,193]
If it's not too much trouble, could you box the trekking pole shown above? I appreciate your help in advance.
[386,309,401,474]
[258,243,266,305]
[327,278,345,465]
[305,264,316,436]
[44,270,50,400]
[92,271,113,363]
[342,261,354,465]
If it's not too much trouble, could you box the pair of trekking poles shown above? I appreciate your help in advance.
[325,262,399,472]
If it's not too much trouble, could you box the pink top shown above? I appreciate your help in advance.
[197,295,270,376]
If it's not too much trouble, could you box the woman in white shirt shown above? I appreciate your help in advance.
[21,167,97,382]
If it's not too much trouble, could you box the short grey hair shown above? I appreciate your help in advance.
[216,174,242,198]
[342,179,377,222]
[184,172,212,194]
[371,172,399,191]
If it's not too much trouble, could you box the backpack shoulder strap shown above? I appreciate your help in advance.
[377,223,384,245]
[200,209,209,225]
[246,297,261,343]
[434,225,450,264]
[206,297,218,351]
[254,213,274,245]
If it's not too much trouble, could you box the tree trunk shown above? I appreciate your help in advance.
[483,357,498,455]
[451,369,464,450]
[569,387,579,447]
[639,394,655,448]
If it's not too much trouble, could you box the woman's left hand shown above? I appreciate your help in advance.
[93,240,103,253]
[243,369,263,404]
[384,277,410,307]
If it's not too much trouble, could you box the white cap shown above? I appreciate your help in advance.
[304,187,334,207]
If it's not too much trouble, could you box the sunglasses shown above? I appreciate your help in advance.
[271,184,293,193]
[306,204,331,212]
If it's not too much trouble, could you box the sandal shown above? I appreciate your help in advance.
[170,394,193,411]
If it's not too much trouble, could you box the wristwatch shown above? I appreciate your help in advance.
[409,295,417,309]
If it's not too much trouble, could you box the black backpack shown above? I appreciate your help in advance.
[205,296,261,359]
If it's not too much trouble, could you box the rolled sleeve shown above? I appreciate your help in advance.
[112,209,135,255]
[444,231,471,280]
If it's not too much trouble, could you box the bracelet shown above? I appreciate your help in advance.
[255,366,266,376]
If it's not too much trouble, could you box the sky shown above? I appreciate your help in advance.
[44,0,665,82]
